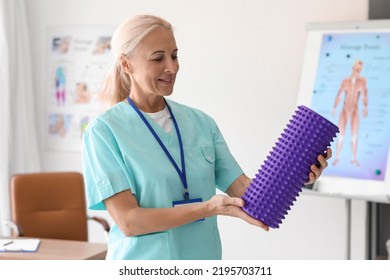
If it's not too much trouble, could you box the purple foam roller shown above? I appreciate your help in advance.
[242,105,339,228]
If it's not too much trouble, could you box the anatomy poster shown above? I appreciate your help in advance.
[311,32,390,181]
[46,25,115,151]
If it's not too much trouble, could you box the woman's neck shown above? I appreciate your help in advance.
[127,94,165,113]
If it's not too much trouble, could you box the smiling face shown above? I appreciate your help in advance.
[125,28,179,107]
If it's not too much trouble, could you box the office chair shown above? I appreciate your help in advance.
[6,172,110,242]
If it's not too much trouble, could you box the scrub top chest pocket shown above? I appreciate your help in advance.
[192,145,216,179]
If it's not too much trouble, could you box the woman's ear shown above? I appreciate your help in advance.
[119,55,133,74]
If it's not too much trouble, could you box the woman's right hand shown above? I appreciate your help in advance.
[205,194,269,231]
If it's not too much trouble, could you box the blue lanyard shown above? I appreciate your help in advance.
[126,97,190,201]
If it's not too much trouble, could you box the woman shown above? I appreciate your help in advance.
[82,15,331,260]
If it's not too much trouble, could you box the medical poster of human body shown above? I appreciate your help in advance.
[311,32,390,181]
[46,26,115,151]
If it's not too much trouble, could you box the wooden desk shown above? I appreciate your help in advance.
[0,238,107,260]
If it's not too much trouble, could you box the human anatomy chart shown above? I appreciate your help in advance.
[46,26,114,151]
[311,32,390,181]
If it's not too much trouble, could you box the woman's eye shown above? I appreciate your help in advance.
[172,54,178,60]
[153,57,163,62]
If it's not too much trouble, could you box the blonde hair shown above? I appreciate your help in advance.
[98,15,173,110]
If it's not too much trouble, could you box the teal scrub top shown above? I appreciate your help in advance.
[82,99,243,260]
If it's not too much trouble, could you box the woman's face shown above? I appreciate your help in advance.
[128,28,179,99]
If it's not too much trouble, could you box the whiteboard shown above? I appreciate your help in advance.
[297,20,390,203]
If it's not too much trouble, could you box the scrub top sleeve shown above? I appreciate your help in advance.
[82,122,135,210]
[209,118,244,193]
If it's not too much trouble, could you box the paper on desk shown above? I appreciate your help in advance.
[0,239,41,252]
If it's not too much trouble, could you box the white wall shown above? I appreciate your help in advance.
[25,0,369,259]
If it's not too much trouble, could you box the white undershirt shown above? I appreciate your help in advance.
[145,106,173,133]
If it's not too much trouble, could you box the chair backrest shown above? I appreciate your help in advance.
[10,172,89,241]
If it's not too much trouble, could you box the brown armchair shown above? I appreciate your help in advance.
[6,172,110,242]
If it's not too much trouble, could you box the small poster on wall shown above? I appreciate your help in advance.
[45,25,115,152]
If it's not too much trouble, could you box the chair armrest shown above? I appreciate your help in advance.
[88,216,110,232]
[88,216,110,242]
[2,221,24,237]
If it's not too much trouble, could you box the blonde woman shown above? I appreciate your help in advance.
[82,15,330,260]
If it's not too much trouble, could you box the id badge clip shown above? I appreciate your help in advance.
[172,198,205,222]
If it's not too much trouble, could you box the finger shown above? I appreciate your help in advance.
[317,155,328,171]
[311,164,321,179]
[228,197,245,208]
[229,203,270,231]
[325,148,332,160]
[306,171,316,184]
[238,210,270,231]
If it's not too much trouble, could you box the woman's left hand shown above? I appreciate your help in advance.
[306,147,332,185]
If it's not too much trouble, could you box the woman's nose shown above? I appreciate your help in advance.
[165,58,179,73]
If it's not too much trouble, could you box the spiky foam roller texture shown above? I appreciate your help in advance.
[242,105,339,228]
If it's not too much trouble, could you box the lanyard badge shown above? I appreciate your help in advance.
[127,97,190,201]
